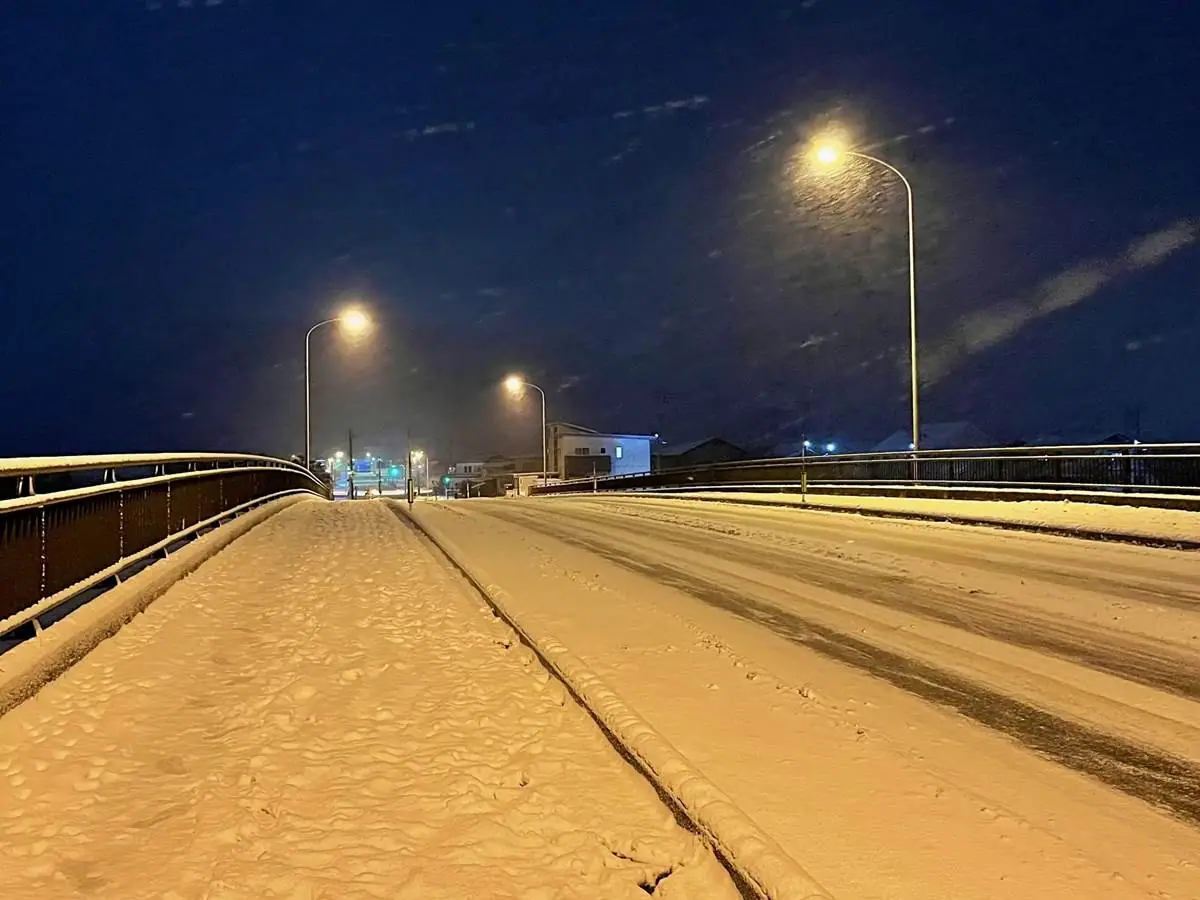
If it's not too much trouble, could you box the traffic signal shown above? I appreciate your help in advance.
[442,475,451,485]
[389,466,399,477]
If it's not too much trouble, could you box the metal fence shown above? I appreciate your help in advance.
[532,443,1200,498]
[0,453,328,637]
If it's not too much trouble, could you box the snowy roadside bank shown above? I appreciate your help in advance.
[406,502,832,900]
[627,489,1200,546]
[0,501,739,899]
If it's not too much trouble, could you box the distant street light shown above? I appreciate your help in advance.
[814,141,920,454]
[411,449,426,491]
[305,307,371,467]
[504,375,548,485]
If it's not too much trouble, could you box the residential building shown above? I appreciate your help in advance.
[547,422,654,480]
[442,454,542,498]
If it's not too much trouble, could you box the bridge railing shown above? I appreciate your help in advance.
[0,453,328,639]
[532,442,1200,500]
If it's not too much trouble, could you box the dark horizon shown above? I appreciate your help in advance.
[2,1,1197,461]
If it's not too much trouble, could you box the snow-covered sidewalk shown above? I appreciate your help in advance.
[0,500,737,899]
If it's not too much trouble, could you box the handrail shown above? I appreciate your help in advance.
[0,465,322,513]
[533,442,1200,497]
[0,452,320,479]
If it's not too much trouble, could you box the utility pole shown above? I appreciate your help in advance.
[347,429,355,499]
[406,426,414,508]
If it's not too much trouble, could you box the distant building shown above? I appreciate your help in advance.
[547,422,654,480]
[442,460,486,496]
[654,437,749,470]
[872,422,995,452]
[446,461,486,478]
[482,454,543,477]
[443,455,541,497]
[1092,433,1138,446]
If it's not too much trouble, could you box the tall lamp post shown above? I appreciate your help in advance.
[815,144,920,454]
[411,449,426,494]
[504,375,548,485]
[305,308,370,467]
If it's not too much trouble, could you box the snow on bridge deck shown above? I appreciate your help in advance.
[0,500,736,900]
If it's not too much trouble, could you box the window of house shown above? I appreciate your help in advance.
[577,447,590,455]
[615,446,624,459]
[600,447,607,454]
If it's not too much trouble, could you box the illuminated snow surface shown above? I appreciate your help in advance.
[0,500,738,899]
[415,495,1200,900]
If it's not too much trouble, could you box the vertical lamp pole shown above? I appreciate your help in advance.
[504,376,547,487]
[815,146,920,459]
[304,308,370,468]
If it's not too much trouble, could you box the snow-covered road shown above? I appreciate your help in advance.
[412,495,1200,900]
[0,500,739,899]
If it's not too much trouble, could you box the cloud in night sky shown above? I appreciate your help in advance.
[923,219,1198,385]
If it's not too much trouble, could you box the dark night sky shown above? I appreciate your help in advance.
[1,0,1197,459]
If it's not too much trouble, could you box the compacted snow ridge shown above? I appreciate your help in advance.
[414,496,1200,900]
[0,500,739,899]
[660,489,1200,545]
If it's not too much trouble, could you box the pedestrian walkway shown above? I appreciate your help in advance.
[0,500,736,899]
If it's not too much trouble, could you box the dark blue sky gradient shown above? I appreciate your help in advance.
[2,0,1197,457]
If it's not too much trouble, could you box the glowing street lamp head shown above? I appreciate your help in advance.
[816,145,840,165]
[503,374,525,394]
[339,308,370,335]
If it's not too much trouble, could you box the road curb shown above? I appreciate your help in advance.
[400,502,832,900]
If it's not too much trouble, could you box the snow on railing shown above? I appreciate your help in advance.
[0,453,328,639]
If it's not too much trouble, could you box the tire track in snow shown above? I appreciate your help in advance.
[546,503,1200,701]
[480,505,1200,828]
[592,498,1200,614]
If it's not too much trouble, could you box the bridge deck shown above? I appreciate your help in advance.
[0,500,734,899]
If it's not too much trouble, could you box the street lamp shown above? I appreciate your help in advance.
[504,375,548,485]
[412,449,426,492]
[305,307,371,467]
[814,142,920,454]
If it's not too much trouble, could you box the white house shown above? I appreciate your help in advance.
[547,422,654,480]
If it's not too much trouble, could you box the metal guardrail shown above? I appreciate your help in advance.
[532,442,1200,499]
[0,453,328,638]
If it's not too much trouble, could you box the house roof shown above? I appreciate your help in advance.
[547,421,599,436]
[872,422,995,453]
[549,421,656,440]
[654,437,745,457]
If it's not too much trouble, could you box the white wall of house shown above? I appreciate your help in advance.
[556,434,651,478]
